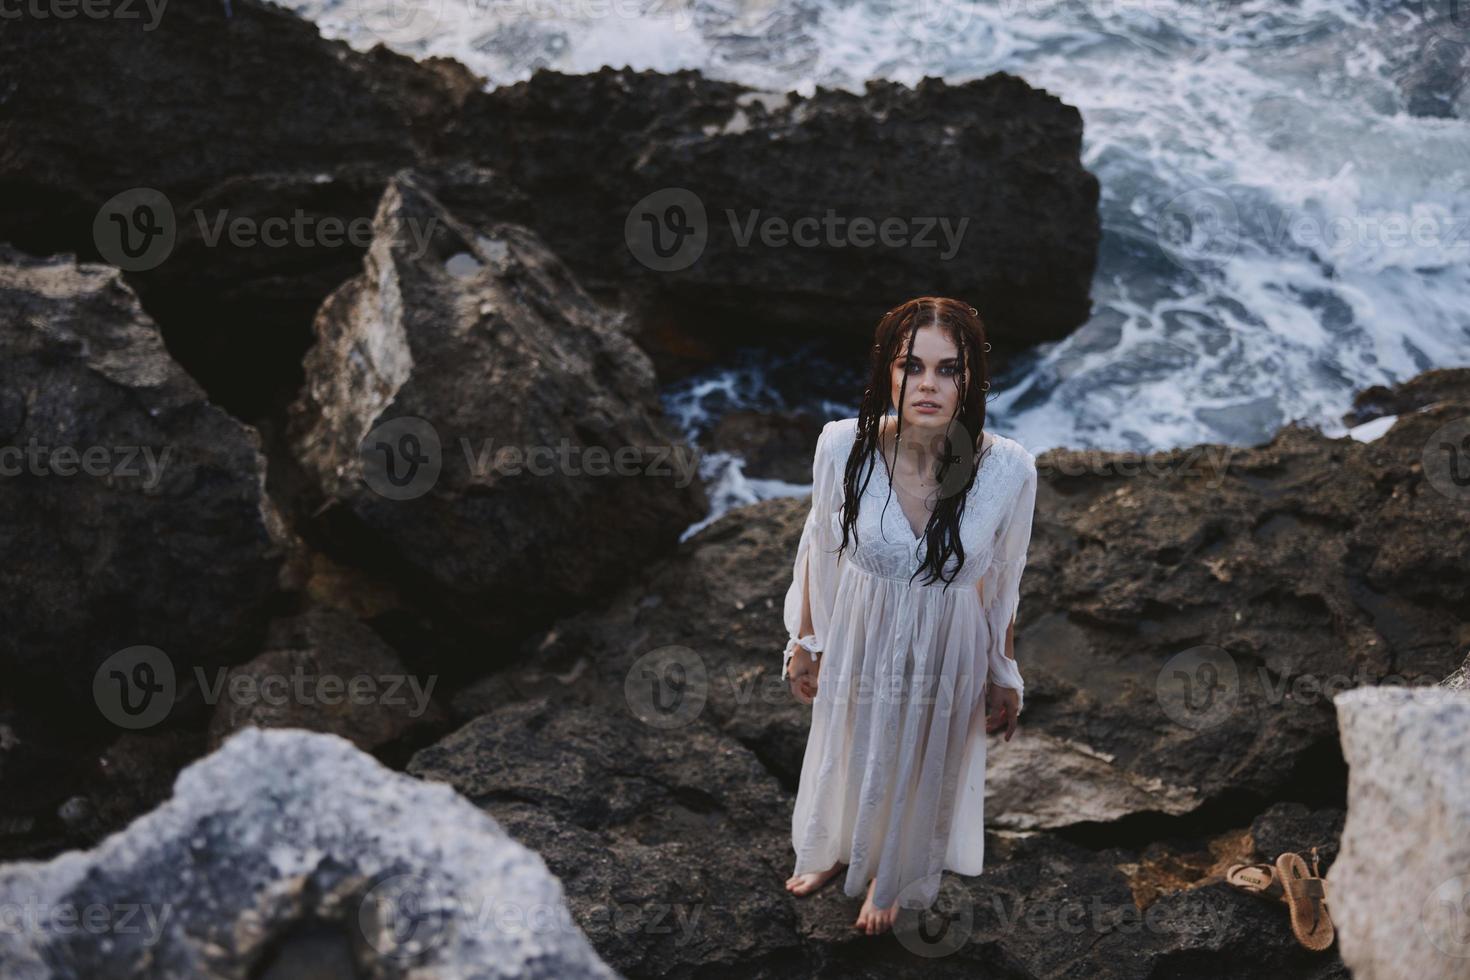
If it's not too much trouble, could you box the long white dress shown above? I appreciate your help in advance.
[782,415,1038,912]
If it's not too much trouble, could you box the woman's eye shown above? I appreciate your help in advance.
[900,362,956,375]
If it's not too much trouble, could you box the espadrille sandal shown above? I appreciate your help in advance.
[1225,862,1286,903]
[1277,847,1334,951]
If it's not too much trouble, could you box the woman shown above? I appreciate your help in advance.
[780,296,1037,935]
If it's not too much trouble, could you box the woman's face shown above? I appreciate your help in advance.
[888,324,961,430]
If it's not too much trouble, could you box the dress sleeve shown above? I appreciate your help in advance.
[781,420,847,681]
[979,453,1038,712]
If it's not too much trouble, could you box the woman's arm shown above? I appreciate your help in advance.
[782,421,846,691]
[974,572,1016,658]
[978,455,1038,713]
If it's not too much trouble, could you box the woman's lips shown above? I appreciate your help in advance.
[914,402,940,413]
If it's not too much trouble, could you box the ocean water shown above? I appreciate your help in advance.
[288,0,1470,531]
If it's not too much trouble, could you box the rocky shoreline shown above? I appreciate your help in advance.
[2,1,1468,977]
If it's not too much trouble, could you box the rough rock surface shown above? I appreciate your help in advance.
[0,727,618,979]
[0,0,472,249]
[411,693,1347,978]
[1328,684,1470,980]
[447,67,1100,373]
[449,369,1470,835]
[286,170,707,641]
[207,606,450,756]
[0,0,480,419]
[1341,365,1470,425]
[0,247,285,713]
[412,371,1470,976]
[708,411,826,485]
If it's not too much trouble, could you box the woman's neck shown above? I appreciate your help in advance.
[879,415,990,480]
[880,415,945,477]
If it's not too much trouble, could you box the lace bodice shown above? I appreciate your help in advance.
[816,417,1036,588]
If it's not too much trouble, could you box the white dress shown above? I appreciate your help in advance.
[782,415,1038,911]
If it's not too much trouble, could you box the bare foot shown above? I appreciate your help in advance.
[785,860,845,896]
[854,877,899,935]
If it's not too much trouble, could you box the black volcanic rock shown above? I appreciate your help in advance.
[207,605,451,756]
[0,0,479,419]
[450,369,1470,831]
[286,170,708,645]
[446,67,1101,374]
[0,248,285,715]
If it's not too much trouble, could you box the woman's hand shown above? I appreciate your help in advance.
[984,680,1020,741]
[787,646,820,704]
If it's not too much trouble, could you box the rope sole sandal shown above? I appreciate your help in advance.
[1276,847,1334,951]
[1225,863,1286,903]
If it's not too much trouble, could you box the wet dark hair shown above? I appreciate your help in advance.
[831,296,996,589]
